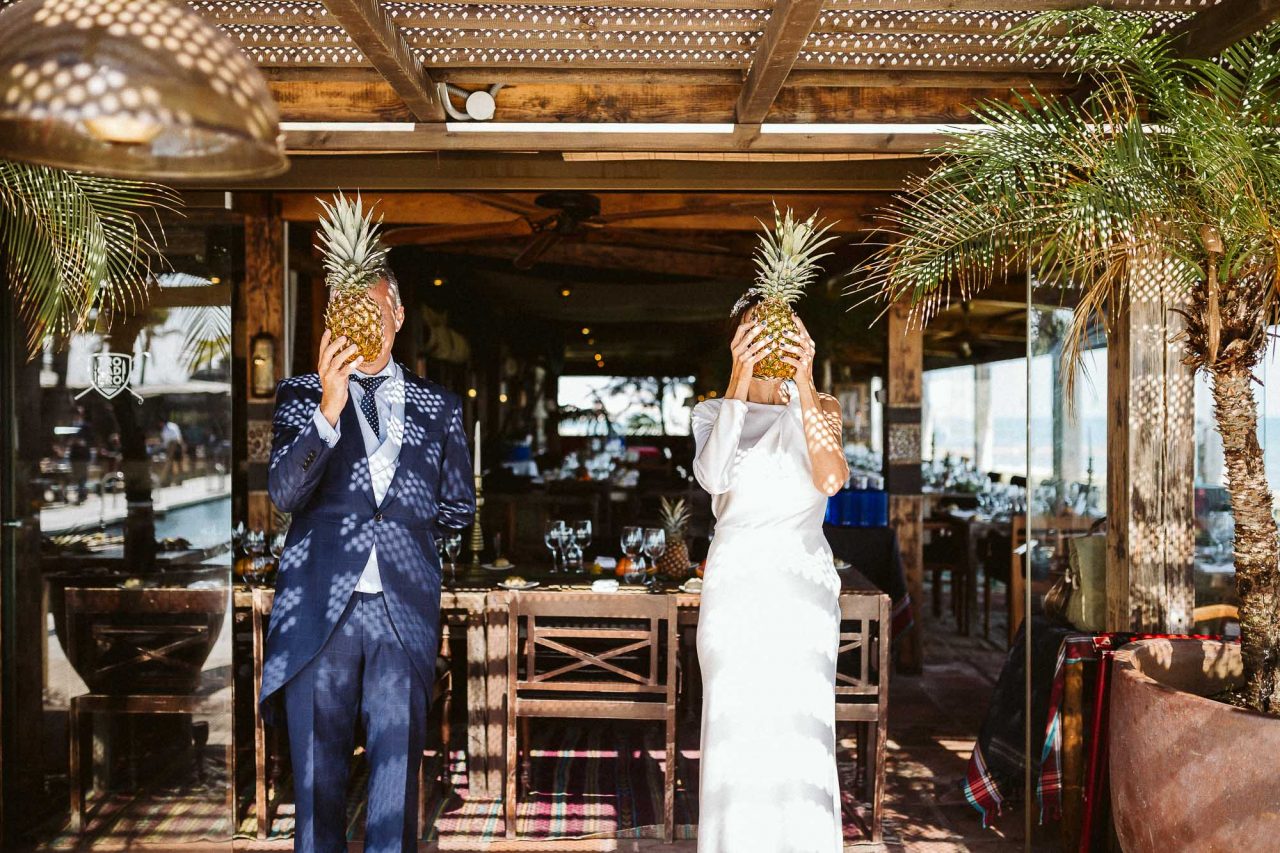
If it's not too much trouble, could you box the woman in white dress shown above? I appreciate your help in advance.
[692,302,850,852]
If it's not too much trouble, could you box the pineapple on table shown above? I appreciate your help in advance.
[317,193,390,363]
[656,497,692,580]
[733,205,836,380]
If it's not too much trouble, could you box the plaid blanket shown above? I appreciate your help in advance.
[961,617,1076,826]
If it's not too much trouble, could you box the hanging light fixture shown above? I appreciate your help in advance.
[0,0,287,180]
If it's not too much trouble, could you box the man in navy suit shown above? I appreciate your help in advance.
[261,269,474,853]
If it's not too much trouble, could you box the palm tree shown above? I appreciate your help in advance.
[855,9,1280,714]
[0,159,176,356]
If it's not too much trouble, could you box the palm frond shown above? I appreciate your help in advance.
[0,160,177,357]
[176,305,232,373]
[854,11,1280,388]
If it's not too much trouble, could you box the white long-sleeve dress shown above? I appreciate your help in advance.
[692,393,843,852]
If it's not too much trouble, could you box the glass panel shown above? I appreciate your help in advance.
[1025,299,1108,834]
[3,214,239,849]
[1191,333,1274,638]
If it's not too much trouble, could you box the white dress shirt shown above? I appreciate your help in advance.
[312,360,405,593]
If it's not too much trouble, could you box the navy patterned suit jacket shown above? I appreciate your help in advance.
[259,365,475,722]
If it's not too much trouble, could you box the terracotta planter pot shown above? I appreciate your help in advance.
[1109,638,1280,852]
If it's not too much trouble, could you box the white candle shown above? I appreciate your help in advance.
[474,419,482,476]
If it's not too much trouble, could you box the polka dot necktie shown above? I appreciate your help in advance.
[351,374,388,437]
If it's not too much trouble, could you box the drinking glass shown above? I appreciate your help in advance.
[444,532,462,585]
[642,527,666,588]
[621,525,644,579]
[269,531,287,581]
[562,530,583,574]
[232,521,246,557]
[244,529,266,587]
[574,520,593,553]
[1207,510,1235,562]
[545,519,568,572]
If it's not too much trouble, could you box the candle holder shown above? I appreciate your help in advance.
[470,472,485,568]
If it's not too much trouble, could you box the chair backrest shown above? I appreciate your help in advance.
[507,591,677,700]
[835,592,888,704]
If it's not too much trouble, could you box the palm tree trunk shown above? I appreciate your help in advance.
[1209,360,1280,714]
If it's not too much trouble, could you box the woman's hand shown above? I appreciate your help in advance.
[726,320,773,401]
[317,329,362,427]
[779,315,817,388]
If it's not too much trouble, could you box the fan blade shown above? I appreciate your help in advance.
[513,228,563,270]
[591,199,777,226]
[382,220,532,247]
[457,192,549,219]
[584,225,732,255]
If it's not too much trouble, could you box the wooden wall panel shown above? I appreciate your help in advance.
[240,196,287,532]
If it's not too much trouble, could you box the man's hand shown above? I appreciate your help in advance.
[317,330,361,427]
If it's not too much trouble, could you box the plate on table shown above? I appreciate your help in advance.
[498,579,539,591]
[482,562,517,572]
[833,558,852,571]
[680,578,703,594]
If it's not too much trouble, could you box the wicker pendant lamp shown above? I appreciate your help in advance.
[0,0,287,180]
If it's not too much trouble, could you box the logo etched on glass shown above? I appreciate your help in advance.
[76,352,143,403]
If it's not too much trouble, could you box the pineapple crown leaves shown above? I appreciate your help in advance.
[732,204,839,316]
[316,192,390,293]
[659,496,690,534]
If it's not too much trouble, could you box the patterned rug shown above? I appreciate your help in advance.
[35,722,882,849]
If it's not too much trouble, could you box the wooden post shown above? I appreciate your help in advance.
[239,194,286,532]
[1106,251,1196,632]
[884,300,925,672]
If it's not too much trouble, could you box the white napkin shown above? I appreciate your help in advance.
[591,579,620,593]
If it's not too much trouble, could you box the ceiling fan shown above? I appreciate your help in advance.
[382,191,776,271]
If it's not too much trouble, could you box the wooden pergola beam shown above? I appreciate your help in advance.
[217,154,927,192]
[1173,0,1280,58]
[319,0,443,121]
[281,124,952,154]
[736,0,825,124]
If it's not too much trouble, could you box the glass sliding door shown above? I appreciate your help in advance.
[1,213,240,850]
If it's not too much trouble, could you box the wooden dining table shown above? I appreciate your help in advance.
[239,564,889,808]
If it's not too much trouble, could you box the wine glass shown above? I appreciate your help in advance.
[621,525,644,582]
[562,529,583,574]
[574,520,593,553]
[244,529,266,587]
[269,531,287,581]
[232,521,246,558]
[545,519,568,573]
[444,532,462,586]
[1207,510,1234,562]
[642,527,666,589]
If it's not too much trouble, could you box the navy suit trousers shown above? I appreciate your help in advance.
[284,592,431,853]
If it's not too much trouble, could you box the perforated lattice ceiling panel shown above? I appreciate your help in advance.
[189,0,1221,70]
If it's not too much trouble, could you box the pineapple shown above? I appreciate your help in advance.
[733,205,837,380]
[656,497,692,580]
[316,193,390,363]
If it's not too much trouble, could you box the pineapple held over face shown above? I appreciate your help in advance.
[734,205,836,380]
[656,497,692,580]
[317,193,390,364]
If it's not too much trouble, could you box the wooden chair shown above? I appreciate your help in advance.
[505,592,678,841]
[64,586,232,834]
[834,587,892,844]
[250,588,453,839]
[1192,603,1239,636]
[924,518,973,633]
